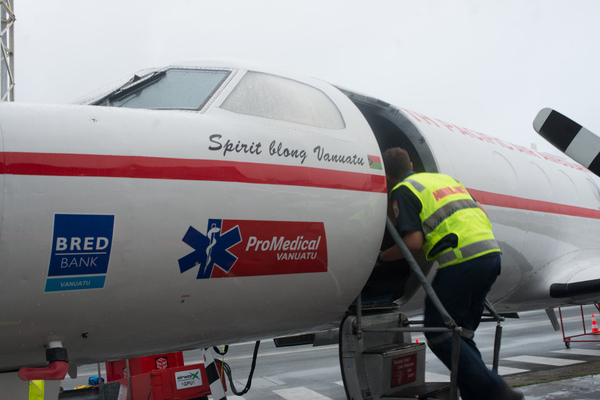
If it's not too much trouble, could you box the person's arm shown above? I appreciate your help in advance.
[377,230,423,264]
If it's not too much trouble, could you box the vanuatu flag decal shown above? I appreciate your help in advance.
[368,155,382,170]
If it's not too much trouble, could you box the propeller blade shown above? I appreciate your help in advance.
[533,108,600,176]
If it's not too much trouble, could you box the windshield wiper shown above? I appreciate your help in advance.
[92,70,167,106]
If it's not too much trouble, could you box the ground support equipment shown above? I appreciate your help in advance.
[558,303,600,348]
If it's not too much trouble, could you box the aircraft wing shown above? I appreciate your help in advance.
[548,250,600,299]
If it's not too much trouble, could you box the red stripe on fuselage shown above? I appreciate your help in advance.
[2,152,387,193]
[468,188,600,220]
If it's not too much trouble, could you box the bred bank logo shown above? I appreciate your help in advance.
[179,219,327,279]
[45,214,115,292]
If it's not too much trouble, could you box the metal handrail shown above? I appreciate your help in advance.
[385,216,460,400]
[385,218,455,328]
[485,299,505,373]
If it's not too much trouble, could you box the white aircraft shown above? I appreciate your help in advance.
[1,60,599,398]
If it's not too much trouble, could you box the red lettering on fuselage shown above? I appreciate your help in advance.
[398,107,586,172]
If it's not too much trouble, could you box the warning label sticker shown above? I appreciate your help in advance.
[391,353,418,387]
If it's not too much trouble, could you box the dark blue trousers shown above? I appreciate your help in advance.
[424,252,510,400]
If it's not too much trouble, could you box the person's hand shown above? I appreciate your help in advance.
[375,252,383,267]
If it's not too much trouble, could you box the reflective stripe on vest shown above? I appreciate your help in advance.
[421,198,481,235]
[394,173,500,268]
[437,239,500,266]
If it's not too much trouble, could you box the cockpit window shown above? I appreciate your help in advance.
[94,68,230,110]
[220,72,345,129]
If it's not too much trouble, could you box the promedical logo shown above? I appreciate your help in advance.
[246,235,322,260]
[179,219,327,279]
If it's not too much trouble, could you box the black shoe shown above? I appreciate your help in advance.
[503,388,524,400]
[491,387,524,400]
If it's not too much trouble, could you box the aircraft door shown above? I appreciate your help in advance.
[338,89,438,306]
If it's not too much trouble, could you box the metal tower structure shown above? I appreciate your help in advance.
[1,0,14,101]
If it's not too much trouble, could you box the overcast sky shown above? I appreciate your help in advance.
[13,0,600,153]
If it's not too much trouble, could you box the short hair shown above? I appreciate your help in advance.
[383,147,412,179]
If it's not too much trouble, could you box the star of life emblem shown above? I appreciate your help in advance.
[178,219,242,279]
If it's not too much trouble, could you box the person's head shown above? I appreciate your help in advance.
[382,147,413,181]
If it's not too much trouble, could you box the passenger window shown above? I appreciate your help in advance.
[220,72,345,129]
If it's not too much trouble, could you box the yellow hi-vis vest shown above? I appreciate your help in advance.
[394,173,500,268]
[28,380,44,400]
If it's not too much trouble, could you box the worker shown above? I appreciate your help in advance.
[28,380,44,400]
[377,147,523,400]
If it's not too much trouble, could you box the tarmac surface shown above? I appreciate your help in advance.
[506,362,600,399]
[61,307,600,399]
[514,374,600,399]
